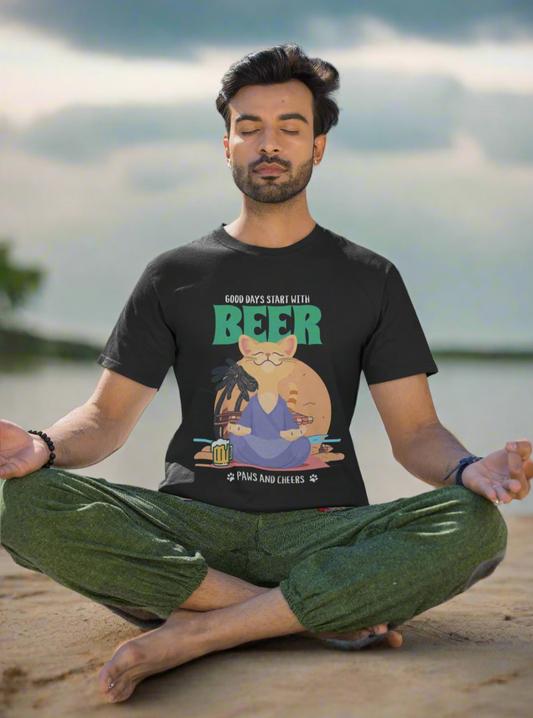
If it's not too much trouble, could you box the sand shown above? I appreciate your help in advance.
[1,515,532,718]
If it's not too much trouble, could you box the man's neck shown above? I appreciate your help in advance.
[223,212,316,250]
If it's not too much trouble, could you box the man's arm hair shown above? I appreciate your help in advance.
[35,368,158,470]
[369,373,471,487]
[393,421,473,488]
[34,404,125,470]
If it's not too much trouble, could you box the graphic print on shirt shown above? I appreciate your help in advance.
[193,297,345,485]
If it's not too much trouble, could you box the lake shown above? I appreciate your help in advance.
[1,357,532,516]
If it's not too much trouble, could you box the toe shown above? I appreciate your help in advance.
[106,679,136,703]
[386,631,403,648]
[99,663,118,695]
[371,623,388,635]
[98,643,144,696]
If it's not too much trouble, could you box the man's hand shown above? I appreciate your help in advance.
[0,419,51,479]
[461,439,533,503]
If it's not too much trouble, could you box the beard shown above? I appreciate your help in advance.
[230,154,314,205]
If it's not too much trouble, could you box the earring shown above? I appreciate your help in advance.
[314,160,318,165]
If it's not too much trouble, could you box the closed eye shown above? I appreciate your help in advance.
[241,130,299,135]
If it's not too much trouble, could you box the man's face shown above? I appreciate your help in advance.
[224,79,324,205]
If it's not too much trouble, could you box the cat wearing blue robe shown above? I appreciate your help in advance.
[227,333,311,469]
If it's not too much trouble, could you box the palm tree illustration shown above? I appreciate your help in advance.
[212,358,259,439]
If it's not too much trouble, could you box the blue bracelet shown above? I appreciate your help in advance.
[445,455,483,486]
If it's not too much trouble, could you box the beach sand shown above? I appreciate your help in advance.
[1,515,532,718]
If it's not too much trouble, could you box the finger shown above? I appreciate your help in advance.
[474,479,499,501]
[0,463,16,479]
[506,443,533,488]
[507,449,530,498]
[493,483,513,503]
[506,440,532,462]
[501,478,523,493]
[476,480,511,503]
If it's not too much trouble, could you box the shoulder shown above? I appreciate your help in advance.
[144,230,220,285]
[322,226,395,278]
[320,227,397,314]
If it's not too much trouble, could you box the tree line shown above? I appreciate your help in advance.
[0,238,45,326]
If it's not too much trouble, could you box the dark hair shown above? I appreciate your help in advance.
[215,43,341,140]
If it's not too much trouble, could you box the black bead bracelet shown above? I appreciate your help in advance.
[27,430,56,468]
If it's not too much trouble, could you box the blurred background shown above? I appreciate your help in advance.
[0,1,532,514]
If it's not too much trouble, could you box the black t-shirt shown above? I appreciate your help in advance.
[97,222,438,512]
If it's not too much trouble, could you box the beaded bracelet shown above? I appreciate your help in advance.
[27,430,56,468]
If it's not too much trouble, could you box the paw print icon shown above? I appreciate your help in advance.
[309,474,318,482]
[227,472,235,482]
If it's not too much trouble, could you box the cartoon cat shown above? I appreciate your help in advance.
[227,333,311,469]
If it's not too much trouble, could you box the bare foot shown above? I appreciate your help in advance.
[302,623,403,648]
[99,608,402,702]
[98,608,218,703]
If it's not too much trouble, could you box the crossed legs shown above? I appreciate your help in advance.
[100,569,402,703]
[1,469,507,704]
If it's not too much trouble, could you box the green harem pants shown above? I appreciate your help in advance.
[0,467,508,634]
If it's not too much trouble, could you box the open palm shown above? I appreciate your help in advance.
[0,419,49,479]
[461,440,533,503]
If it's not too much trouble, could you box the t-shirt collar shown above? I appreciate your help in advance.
[212,221,324,257]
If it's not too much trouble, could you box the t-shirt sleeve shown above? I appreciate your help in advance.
[361,262,438,385]
[96,262,176,391]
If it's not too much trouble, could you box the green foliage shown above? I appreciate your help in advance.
[0,238,45,323]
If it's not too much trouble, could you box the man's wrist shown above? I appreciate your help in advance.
[31,433,52,461]
[454,456,484,487]
[442,453,473,484]
[393,423,481,489]
[460,458,483,485]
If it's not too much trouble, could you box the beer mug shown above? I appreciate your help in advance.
[211,438,233,467]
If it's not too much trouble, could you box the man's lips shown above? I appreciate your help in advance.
[255,164,286,175]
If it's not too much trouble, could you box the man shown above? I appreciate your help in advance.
[1,43,531,705]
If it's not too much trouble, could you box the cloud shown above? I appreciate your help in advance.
[124,143,215,192]
[462,92,533,163]
[335,72,462,152]
[2,132,532,349]
[0,115,15,148]
[5,69,533,166]
[0,0,531,60]
[15,103,221,163]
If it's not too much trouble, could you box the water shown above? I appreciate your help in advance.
[1,357,532,516]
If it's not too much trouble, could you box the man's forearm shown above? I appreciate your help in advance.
[394,422,475,488]
[34,403,125,470]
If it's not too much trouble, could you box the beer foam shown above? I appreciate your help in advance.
[211,438,230,447]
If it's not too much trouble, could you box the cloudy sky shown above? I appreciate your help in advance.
[1,1,532,349]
